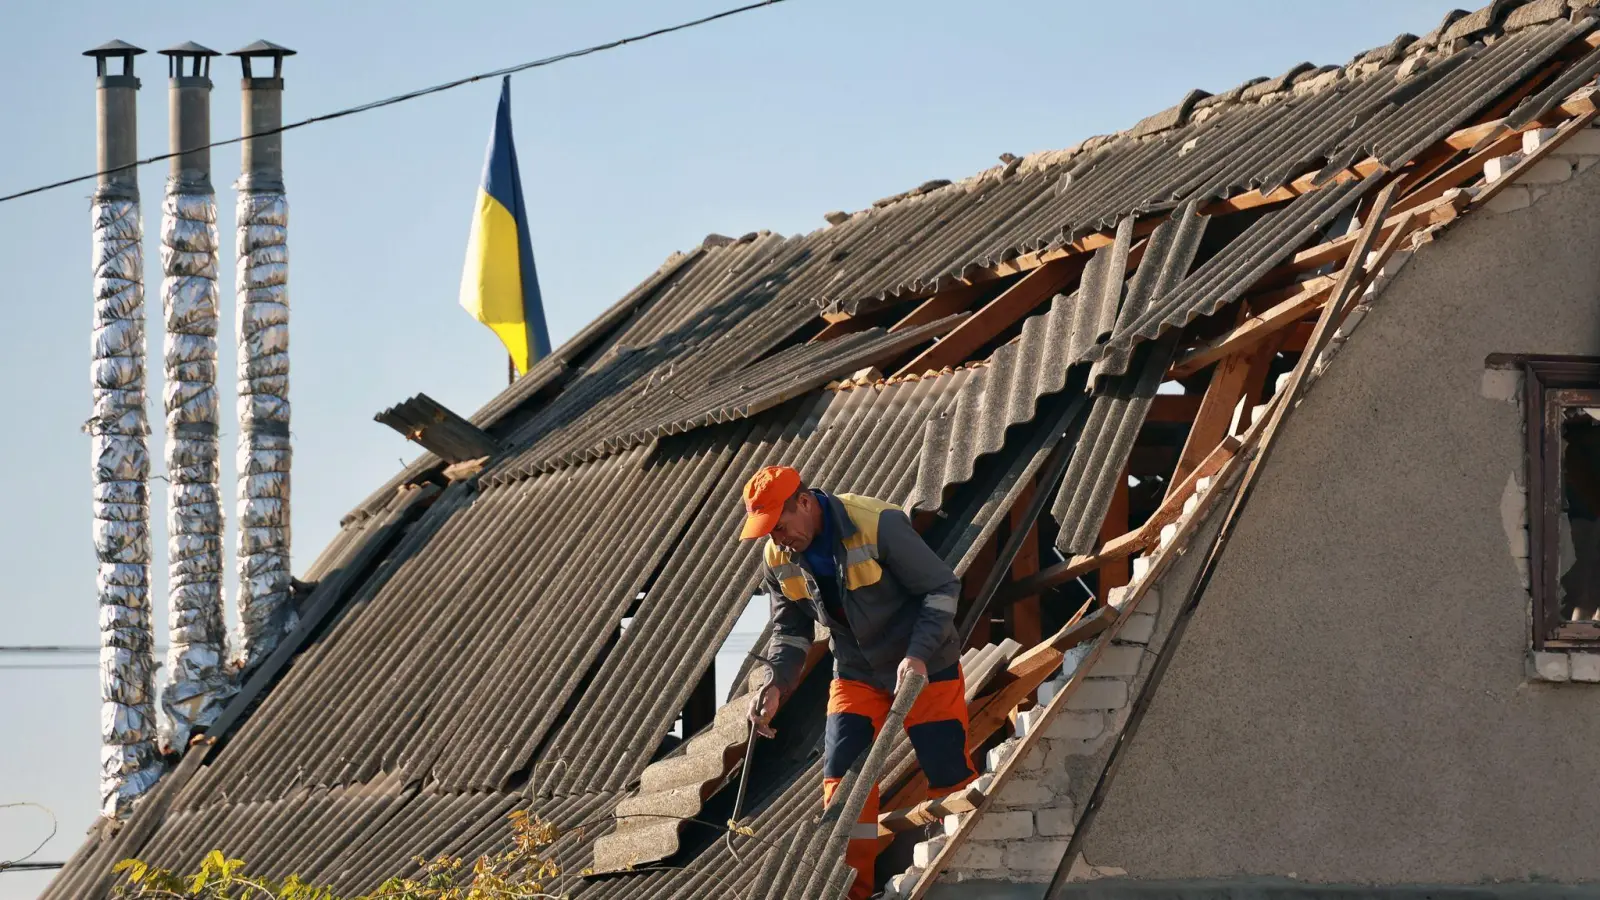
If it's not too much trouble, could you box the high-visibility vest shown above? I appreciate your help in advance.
[763,493,898,599]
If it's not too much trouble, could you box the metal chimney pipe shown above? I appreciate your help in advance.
[84,39,162,818]
[156,42,233,750]
[229,41,296,667]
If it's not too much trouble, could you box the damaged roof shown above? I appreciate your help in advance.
[43,2,1600,899]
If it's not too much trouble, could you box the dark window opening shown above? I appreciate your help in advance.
[1511,355,1600,648]
[1556,406,1600,623]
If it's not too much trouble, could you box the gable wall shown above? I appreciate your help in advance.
[1076,136,1600,885]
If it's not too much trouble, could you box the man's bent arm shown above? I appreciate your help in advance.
[877,509,961,664]
[762,569,813,696]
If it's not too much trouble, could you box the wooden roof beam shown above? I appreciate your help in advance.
[1002,437,1239,601]
[892,255,1088,377]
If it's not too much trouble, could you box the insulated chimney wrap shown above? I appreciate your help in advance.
[158,43,235,749]
[232,42,296,666]
[86,40,163,818]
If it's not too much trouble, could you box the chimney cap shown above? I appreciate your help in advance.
[159,41,221,58]
[229,40,297,58]
[83,39,146,59]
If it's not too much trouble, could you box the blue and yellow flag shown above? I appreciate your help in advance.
[459,76,551,376]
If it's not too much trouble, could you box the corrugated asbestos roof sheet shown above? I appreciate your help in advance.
[43,5,1600,900]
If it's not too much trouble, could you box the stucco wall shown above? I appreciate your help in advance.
[1078,149,1600,884]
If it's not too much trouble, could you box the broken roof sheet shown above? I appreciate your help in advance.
[41,4,1600,900]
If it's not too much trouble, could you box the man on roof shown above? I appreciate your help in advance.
[740,464,977,900]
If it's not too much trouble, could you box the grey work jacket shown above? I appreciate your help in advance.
[760,492,962,695]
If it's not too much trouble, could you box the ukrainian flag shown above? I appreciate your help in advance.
[459,76,551,376]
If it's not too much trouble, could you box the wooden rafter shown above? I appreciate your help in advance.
[893,255,1088,377]
[962,537,999,648]
[1170,279,1332,379]
[1146,393,1203,422]
[1279,188,1467,277]
[1099,463,1132,592]
[1006,483,1042,647]
[889,281,995,333]
[1469,102,1600,209]
[901,425,1254,899]
[1393,129,1525,215]
[1166,309,1277,497]
[1003,437,1239,601]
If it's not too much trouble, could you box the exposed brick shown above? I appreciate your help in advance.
[1481,368,1521,402]
[985,738,1022,773]
[1119,612,1157,645]
[1036,803,1078,837]
[1044,709,1104,741]
[1508,525,1529,559]
[948,841,1003,870]
[1485,152,1524,182]
[1485,184,1533,214]
[1037,677,1067,707]
[1131,555,1152,582]
[1523,127,1558,154]
[1528,650,1571,682]
[1090,645,1146,678]
[1066,677,1128,710]
[1572,653,1600,683]
[995,777,1056,808]
[1004,839,1072,871]
[913,836,946,867]
[965,809,1034,841]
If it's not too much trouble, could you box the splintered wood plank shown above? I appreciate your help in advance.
[1006,483,1042,648]
[878,781,988,836]
[1168,314,1259,496]
[894,255,1087,377]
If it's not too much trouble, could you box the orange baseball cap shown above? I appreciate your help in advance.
[740,465,801,540]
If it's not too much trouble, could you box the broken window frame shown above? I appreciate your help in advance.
[1520,355,1600,650]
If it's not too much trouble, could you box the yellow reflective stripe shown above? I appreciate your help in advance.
[843,559,882,590]
[924,592,958,615]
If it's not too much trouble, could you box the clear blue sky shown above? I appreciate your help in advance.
[0,0,1461,895]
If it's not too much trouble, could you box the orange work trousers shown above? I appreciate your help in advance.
[821,662,976,900]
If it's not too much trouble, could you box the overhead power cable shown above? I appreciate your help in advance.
[0,0,790,205]
[0,803,58,874]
